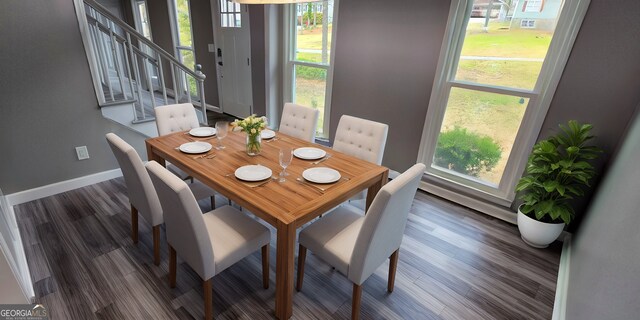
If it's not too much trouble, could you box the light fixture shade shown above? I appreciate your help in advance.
[232,0,321,3]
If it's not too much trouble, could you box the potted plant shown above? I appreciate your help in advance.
[515,120,601,248]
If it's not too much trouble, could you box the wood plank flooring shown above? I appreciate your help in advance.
[14,177,561,319]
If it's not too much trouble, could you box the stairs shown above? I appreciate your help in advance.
[76,0,214,137]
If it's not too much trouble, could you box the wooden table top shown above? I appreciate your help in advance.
[145,130,389,228]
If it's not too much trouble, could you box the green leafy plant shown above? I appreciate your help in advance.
[434,127,502,176]
[516,121,602,224]
[297,66,327,81]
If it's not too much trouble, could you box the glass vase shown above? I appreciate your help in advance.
[246,132,262,156]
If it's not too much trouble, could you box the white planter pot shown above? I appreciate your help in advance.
[517,207,565,248]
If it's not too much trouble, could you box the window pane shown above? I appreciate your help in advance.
[221,13,228,27]
[293,65,327,135]
[179,49,195,70]
[221,0,227,13]
[175,0,192,47]
[454,0,563,90]
[433,87,529,185]
[294,1,333,65]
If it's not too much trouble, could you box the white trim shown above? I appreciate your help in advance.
[0,205,34,303]
[6,169,123,206]
[419,181,517,224]
[210,0,225,113]
[417,0,591,205]
[450,80,537,98]
[552,235,572,320]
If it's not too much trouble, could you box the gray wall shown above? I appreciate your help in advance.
[329,0,451,171]
[0,0,147,194]
[190,0,220,108]
[537,0,640,227]
[565,106,640,320]
[250,5,267,117]
[329,0,640,180]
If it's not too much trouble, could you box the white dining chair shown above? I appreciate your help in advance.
[333,115,389,203]
[146,161,271,320]
[106,133,216,265]
[296,163,425,320]
[279,102,320,142]
[154,103,200,180]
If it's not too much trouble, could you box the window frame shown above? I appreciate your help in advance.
[525,0,545,13]
[168,0,196,70]
[417,0,591,205]
[283,0,339,139]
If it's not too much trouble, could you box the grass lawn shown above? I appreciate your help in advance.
[296,25,333,52]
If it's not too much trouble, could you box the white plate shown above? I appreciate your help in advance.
[293,147,326,160]
[189,127,217,137]
[261,129,276,139]
[234,165,273,182]
[179,142,212,154]
[302,167,341,184]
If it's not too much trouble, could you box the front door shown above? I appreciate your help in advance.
[213,0,253,118]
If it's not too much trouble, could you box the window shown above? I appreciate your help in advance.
[219,0,241,28]
[520,19,536,28]
[284,0,338,138]
[133,0,152,40]
[169,0,197,96]
[418,0,590,205]
[525,0,544,12]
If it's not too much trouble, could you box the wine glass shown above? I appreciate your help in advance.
[279,147,293,182]
[215,121,228,150]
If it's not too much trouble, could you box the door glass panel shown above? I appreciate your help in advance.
[293,65,327,136]
[219,0,241,28]
[454,0,563,90]
[434,87,529,186]
[294,1,333,64]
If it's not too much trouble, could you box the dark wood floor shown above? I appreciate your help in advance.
[15,177,561,319]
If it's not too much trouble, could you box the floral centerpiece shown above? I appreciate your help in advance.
[231,115,268,156]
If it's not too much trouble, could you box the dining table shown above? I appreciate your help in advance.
[145,129,389,319]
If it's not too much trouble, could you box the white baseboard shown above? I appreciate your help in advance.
[6,169,123,206]
[552,235,572,320]
[419,180,517,224]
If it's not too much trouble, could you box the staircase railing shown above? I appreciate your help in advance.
[78,0,207,124]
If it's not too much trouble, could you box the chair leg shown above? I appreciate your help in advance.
[203,278,213,320]
[352,283,362,320]
[152,225,161,266]
[210,196,215,209]
[131,205,138,244]
[388,250,399,292]
[169,246,177,288]
[296,244,307,292]
[262,245,270,289]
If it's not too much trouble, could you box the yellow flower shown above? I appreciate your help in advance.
[250,128,257,134]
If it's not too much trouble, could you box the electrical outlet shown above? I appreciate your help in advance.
[76,146,90,160]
